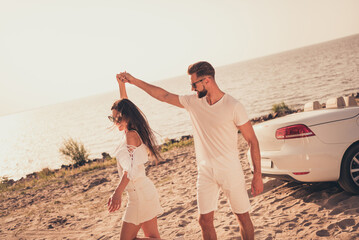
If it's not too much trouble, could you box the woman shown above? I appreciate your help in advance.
[107,74,163,240]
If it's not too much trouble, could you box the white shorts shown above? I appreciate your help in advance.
[197,164,251,215]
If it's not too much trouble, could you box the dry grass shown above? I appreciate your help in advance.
[160,138,194,152]
[0,158,117,194]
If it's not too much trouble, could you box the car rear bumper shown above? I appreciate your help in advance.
[248,139,349,182]
[261,173,299,182]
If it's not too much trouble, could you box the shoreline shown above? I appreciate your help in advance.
[2,92,358,184]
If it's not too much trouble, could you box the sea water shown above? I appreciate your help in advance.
[1,34,358,180]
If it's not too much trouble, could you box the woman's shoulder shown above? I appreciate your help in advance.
[125,130,142,147]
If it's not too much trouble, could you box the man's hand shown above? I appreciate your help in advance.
[251,173,263,197]
[118,72,136,84]
[108,191,122,213]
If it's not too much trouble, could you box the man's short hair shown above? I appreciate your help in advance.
[187,61,215,78]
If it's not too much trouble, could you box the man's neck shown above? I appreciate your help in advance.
[206,89,225,105]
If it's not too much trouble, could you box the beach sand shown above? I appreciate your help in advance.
[1,134,359,239]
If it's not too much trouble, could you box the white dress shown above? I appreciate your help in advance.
[115,133,163,225]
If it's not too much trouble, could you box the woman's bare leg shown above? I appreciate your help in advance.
[120,221,142,240]
[141,217,161,238]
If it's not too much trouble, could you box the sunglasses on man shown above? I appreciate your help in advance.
[191,77,207,89]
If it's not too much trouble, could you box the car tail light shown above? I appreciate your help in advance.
[293,171,310,175]
[276,124,315,139]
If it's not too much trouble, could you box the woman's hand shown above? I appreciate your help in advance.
[116,73,126,85]
[107,190,122,213]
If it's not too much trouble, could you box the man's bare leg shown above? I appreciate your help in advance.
[199,211,217,240]
[235,212,254,240]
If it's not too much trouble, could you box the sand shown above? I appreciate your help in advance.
[1,134,359,239]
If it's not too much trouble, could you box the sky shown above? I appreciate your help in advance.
[1,0,359,116]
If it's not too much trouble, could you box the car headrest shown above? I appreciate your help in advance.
[304,101,321,111]
[343,96,358,107]
[326,97,346,109]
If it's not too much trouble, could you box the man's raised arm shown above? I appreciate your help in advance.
[118,72,184,108]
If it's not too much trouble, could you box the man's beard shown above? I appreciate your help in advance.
[197,89,207,98]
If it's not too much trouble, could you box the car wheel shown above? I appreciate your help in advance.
[338,144,359,194]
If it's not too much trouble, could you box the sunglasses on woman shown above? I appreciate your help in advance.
[108,115,122,123]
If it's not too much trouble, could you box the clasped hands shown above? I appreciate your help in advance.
[116,72,133,84]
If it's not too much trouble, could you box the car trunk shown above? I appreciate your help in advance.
[252,107,359,150]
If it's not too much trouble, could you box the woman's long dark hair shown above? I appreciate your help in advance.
[111,99,161,161]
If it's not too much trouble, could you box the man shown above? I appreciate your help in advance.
[118,61,263,240]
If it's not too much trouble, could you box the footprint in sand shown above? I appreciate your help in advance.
[288,223,296,229]
[327,223,336,230]
[231,226,240,232]
[178,220,190,227]
[48,216,67,225]
[325,193,350,207]
[180,206,196,217]
[82,224,94,230]
[336,218,356,230]
[329,207,344,215]
[303,222,312,227]
[83,178,110,192]
[316,229,330,237]
[276,204,285,210]
[47,216,68,229]
[296,228,304,234]
[159,206,185,218]
[301,219,310,226]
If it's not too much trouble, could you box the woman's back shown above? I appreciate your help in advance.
[116,130,149,181]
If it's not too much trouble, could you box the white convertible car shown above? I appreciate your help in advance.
[248,96,359,194]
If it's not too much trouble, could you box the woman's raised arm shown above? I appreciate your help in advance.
[116,73,128,99]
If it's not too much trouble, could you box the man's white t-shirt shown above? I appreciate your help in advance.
[179,93,249,171]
